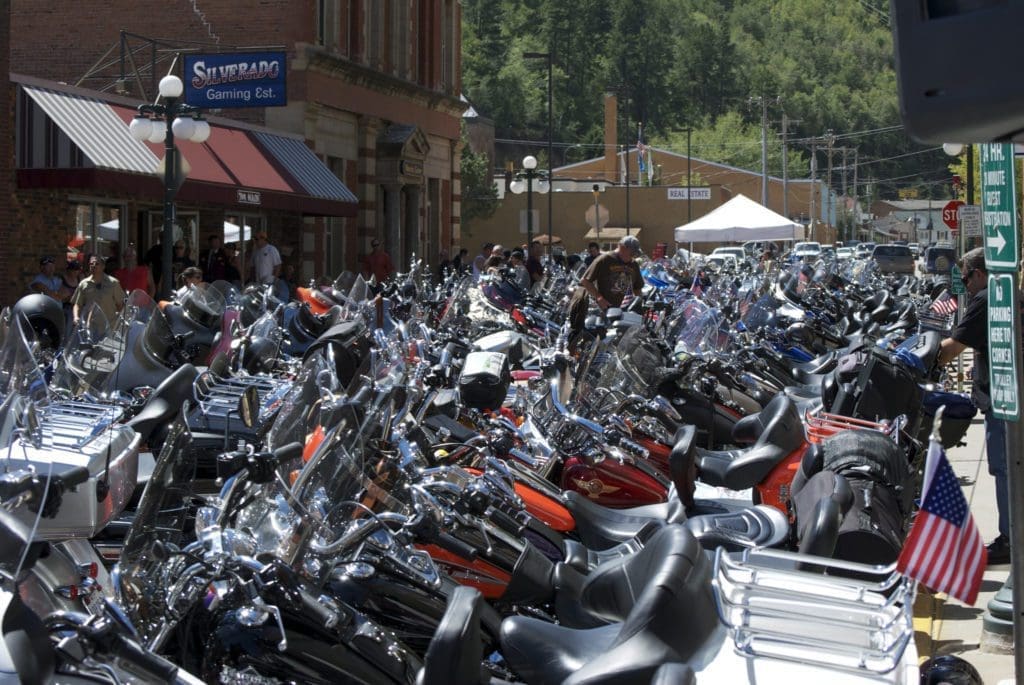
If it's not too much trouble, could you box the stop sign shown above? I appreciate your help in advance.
[943,200,965,230]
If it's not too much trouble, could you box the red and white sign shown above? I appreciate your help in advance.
[943,200,965,230]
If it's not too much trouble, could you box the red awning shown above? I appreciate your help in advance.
[19,83,356,217]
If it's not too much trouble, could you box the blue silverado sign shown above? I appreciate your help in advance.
[184,51,287,108]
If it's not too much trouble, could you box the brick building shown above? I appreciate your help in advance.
[5,1,463,302]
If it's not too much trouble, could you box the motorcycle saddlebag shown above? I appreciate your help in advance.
[917,391,977,449]
[833,477,907,568]
[827,347,922,423]
[458,351,511,411]
[820,429,913,517]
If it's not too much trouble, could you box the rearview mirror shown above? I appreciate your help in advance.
[238,386,259,429]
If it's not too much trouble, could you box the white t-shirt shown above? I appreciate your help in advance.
[251,244,282,285]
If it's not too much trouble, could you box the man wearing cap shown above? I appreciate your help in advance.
[71,255,125,325]
[250,231,282,286]
[568,235,645,335]
[29,256,66,302]
[937,247,1009,564]
[362,238,394,283]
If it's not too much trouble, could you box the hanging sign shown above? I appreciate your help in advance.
[185,51,287,108]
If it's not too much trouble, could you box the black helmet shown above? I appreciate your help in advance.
[919,655,983,685]
[12,294,64,351]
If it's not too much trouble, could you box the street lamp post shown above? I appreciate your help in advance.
[128,74,210,298]
[509,155,550,247]
[523,51,553,253]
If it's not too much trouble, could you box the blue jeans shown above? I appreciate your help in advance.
[986,412,1009,539]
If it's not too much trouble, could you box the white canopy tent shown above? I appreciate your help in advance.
[673,194,804,243]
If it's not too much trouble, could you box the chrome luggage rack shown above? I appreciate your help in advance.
[194,374,290,421]
[41,401,127,450]
[711,547,915,675]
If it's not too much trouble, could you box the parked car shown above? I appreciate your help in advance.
[871,244,915,274]
[923,245,957,274]
[854,242,876,259]
[836,247,855,260]
[908,242,921,258]
[792,241,822,261]
[711,246,747,263]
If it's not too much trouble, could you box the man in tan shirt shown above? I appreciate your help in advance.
[71,255,125,325]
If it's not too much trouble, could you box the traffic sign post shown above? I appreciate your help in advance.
[950,264,966,295]
[988,273,1020,420]
[943,199,964,231]
[980,143,1019,271]
[959,205,982,238]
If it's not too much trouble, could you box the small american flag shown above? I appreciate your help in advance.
[897,439,986,605]
[930,290,958,315]
[690,272,704,297]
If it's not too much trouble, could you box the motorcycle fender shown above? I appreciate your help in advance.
[296,287,333,316]
[561,456,667,508]
[754,447,806,517]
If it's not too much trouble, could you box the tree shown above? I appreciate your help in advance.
[460,140,499,234]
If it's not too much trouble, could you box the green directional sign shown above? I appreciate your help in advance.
[950,265,966,295]
[988,273,1020,421]
[980,143,1018,272]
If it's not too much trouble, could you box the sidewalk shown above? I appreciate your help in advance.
[917,415,1016,683]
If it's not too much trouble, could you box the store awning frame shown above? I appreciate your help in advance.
[14,75,358,217]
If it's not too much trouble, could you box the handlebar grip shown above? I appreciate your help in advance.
[272,442,304,465]
[435,532,478,561]
[298,589,338,629]
[111,634,179,683]
[55,466,91,490]
[487,507,525,536]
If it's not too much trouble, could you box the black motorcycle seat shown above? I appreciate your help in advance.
[683,504,789,551]
[500,526,717,685]
[561,491,665,551]
[125,363,199,444]
[650,663,696,685]
[697,394,804,490]
[416,586,486,685]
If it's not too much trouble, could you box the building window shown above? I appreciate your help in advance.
[69,200,125,265]
[316,0,340,50]
[368,1,384,68]
[391,0,409,79]
[441,0,454,93]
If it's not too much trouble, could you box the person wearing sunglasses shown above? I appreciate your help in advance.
[937,247,1009,565]
[70,255,125,326]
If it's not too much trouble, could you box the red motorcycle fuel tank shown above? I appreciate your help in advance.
[561,455,667,508]
[464,467,575,533]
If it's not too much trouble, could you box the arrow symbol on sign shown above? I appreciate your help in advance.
[990,231,1008,254]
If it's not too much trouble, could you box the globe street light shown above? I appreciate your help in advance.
[509,154,549,246]
[128,74,210,298]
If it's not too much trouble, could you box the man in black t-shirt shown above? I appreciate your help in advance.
[938,247,1009,564]
[568,235,644,334]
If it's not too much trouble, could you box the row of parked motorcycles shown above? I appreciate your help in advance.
[0,249,981,684]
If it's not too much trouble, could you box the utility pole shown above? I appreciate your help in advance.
[780,113,801,220]
[825,130,836,241]
[761,96,769,206]
[851,149,859,243]
[687,127,693,223]
[840,147,849,243]
[809,144,818,239]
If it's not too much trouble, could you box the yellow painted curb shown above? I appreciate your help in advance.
[913,588,941,663]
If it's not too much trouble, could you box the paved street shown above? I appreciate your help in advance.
[919,414,1016,683]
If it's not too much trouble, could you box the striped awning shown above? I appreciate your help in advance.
[21,85,158,174]
[252,131,359,203]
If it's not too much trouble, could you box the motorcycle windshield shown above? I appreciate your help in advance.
[332,270,358,295]
[115,418,195,640]
[0,317,49,446]
[249,310,283,352]
[141,299,176,363]
[265,353,332,451]
[207,279,242,309]
[741,294,777,333]
[50,303,122,397]
[673,301,726,357]
[177,282,226,330]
